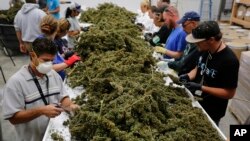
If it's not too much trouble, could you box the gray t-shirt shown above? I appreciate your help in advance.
[2,65,68,141]
[67,17,81,49]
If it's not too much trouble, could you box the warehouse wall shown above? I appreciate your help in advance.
[175,0,221,21]
[1,0,221,21]
[59,0,141,18]
[0,0,10,10]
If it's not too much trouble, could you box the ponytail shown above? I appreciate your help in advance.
[65,7,72,18]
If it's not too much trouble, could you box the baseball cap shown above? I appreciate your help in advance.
[177,11,200,24]
[70,2,83,13]
[186,21,221,43]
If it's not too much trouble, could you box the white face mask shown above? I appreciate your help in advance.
[36,61,53,74]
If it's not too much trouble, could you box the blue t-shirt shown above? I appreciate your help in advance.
[54,38,68,54]
[164,26,187,59]
[47,0,60,19]
[53,52,66,80]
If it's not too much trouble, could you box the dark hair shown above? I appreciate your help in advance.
[25,0,36,3]
[65,7,73,18]
[161,0,170,3]
[32,37,57,56]
[150,5,157,13]
[214,32,222,41]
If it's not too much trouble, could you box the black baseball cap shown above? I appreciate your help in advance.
[186,21,221,43]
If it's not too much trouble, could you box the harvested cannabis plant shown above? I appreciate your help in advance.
[51,132,64,141]
[67,3,223,141]
[0,3,23,24]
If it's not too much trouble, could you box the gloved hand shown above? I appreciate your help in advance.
[184,82,202,92]
[154,46,167,54]
[179,74,190,83]
[64,51,75,60]
[144,33,152,41]
[136,23,144,31]
[81,27,89,32]
[64,54,81,67]
[168,61,177,70]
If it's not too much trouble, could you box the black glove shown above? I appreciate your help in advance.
[168,61,177,70]
[136,23,144,31]
[64,51,75,60]
[144,33,152,41]
[81,27,89,32]
[179,74,190,83]
[131,17,136,23]
[184,82,202,92]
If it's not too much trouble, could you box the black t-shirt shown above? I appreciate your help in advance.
[149,24,171,46]
[197,46,239,120]
[168,43,201,75]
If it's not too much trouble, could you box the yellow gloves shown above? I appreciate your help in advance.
[154,46,167,54]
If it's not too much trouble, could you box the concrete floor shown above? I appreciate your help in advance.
[0,47,239,140]
[0,48,29,141]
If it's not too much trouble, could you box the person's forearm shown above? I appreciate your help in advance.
[16,31,23,45]
[188,67,197,80]
[49,7,60,14]
[202,86,236,99]
[164,49,183,59]
[68,30,80,37]
[61,96,72,107]
[9,106,44,124]
[53,63,68,72]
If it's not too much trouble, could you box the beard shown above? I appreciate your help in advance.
[167,19,175,29]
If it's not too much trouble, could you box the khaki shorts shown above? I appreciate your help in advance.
[24,42,32,53]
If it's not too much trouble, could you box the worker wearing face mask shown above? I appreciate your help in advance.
[2,37,79,141]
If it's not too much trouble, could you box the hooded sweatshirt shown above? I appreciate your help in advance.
[14,3,46,42]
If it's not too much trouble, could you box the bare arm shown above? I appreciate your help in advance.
[187,66,236,99]
[16,31,26,53]
[187,67,197,80]
[9,105,63,124]
[52,63,68,72]
[61,96,79,111]
[201,87,236,99]
[16,31,23,45]
[60,96,72,107]
[67,30,80,37]
[48,7,60,14]
[164,49,183,59]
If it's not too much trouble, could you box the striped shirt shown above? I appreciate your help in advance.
[3,65,68,141]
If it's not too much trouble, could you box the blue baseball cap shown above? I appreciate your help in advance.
[177,11,200,24]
